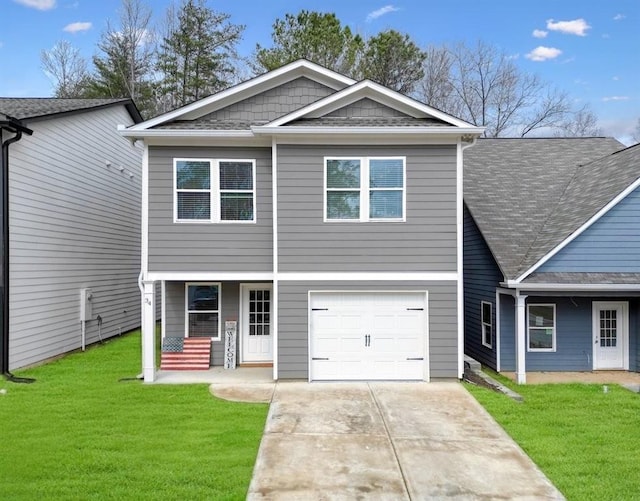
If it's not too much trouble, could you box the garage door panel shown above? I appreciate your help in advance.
[310,292,428,381]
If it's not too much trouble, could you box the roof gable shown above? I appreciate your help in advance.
[261,79,475,129]
[128,59,355,131]
[516,143,640,280]
[464,138,626,281]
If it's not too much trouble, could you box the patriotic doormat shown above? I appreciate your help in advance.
[160,337,211,370]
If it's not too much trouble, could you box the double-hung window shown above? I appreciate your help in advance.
[481,301,492,348]
[527,304,556,351]
[325,157,405,222]
[186,283,221,340]
[175,159,255,222]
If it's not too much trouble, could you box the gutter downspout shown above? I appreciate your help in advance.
[1,117,34,383]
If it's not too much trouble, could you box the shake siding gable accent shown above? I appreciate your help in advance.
[463,206,501,368]
[8,105,142,369]
[277,144,457,273]
[147,147,273,272]
[201,77,335,123]
[278,281,458,380]
[325,98,407,118]
[538,186,640,272]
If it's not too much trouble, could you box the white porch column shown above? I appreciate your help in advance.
[142,280,156,383]
[515,292,528,384]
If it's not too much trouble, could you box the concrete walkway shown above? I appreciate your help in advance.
[248,382,564,500]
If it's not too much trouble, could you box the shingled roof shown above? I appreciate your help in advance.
[0,98,142,123]
[464,137,630,281]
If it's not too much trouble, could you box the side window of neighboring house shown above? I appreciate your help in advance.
[481,301,492,348]
[527,304,556,352]
[325,157,405,222]
[186,283,221,340]
[175,159,256,223]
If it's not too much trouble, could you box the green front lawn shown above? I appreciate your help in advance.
[0,331,269,501]
[467,374,640,501]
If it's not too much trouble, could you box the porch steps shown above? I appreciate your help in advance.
[161,337,211,371]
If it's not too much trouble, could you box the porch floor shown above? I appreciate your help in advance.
[502,370,640,385]
[153,366,274,384]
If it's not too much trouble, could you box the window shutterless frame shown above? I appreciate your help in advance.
[481,300,492,348]
[173,158,256,223]
[527,303,556,352]
[185,282,221,340]
[323,156,406,222]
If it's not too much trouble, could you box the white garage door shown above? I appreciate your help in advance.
[309,292,427,381]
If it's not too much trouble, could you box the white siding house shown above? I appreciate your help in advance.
[0,98,143,369]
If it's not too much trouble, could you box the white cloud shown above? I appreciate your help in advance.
[613,14,626,21]
[546,18,591,36]
[13,0,55,10]
[63,21,92,33]
[532,29,547,38]
[366,5,399,22]
[525,46,562,62]
[612,76,619,81]
[602,96,630,102]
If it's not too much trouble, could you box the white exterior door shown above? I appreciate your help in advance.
[309,292,428,381]
[241,285,273,363]
[593,302,628,370]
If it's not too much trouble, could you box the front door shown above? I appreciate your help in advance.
[593,302,628,370]
[241,285,273,363]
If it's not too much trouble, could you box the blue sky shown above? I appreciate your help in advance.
[1,0,639,142]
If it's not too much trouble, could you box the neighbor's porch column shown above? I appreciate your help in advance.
[515,292,528,384]
[142,280,156,383]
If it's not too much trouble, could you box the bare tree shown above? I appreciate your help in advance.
[633,117,640,144]
[87,0,155,115]
[416,40,581,137]
[40,40,89,98]
[553,104,602,137]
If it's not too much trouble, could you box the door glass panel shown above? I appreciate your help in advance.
[599,310,617,347]
[248,289,271,337]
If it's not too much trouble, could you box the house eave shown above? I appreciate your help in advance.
[118,127,254,139]
[502,281,640,291]
[251,126,484,136]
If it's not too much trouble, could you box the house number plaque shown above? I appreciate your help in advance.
[224,321,237,369]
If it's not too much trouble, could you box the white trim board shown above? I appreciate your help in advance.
[146,272,458,282]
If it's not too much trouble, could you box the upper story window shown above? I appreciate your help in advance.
[175,159,256,223]
[481,301,492,348]
[527,304,556,352]
[325,157,405,222]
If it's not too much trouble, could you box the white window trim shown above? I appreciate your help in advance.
[174,158,256,223]
[527,303,556,352]
[481,300,492,348]
[185,282,222,341]
[323,156,406,222]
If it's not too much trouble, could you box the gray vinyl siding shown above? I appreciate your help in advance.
[7,105,142,369]
[201,77,335,123]
[326,98,406,117]
[463,206,501,369]
[277,145,458,272]
[277,280,458,380]
[147,147,272,272]
[499,295,639,372]
[539,186,640,272]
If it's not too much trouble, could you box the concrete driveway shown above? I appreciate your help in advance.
[248,382,564,500]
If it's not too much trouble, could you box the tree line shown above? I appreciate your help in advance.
[41,0,602,137]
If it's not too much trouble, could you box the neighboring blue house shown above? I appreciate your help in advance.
[464,138,640,383]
